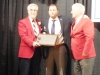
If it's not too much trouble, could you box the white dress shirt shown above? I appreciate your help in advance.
[48,17,64,44]
[48,17,61,34]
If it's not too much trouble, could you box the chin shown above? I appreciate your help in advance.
[51,16,56,19]
[72,16,75,19]
[72,16,74,18]
[32,17,36,19]
[31,15,36,18]
[51,15,54,17]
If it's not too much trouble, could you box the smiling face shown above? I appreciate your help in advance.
[48,4,58,19]
[27,4,38,19]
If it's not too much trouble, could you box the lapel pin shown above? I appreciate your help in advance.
[60,19,62,20]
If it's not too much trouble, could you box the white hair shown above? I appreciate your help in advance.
[72,3,85,15]
[27,3,38,10]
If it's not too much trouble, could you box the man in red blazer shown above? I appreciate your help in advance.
[70,3,96,75]
[18,3,42,75]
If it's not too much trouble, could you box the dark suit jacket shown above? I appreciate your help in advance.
[41,15,72,59]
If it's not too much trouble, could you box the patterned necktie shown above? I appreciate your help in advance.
[51,20,55,34]
[33,24,38,36]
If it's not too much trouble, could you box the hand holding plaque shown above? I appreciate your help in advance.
[37,33,64,46]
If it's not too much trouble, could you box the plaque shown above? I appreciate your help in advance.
[37,34,58,46]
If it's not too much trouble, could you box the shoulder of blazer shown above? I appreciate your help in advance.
[58,15,70,21]
[18,17,32,30]
[58,15,62,19]
[19,17,29,23]
[59,15,73,25]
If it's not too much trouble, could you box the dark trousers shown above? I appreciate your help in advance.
[74,57,95,75]
[45,45,67,75]
[19,47,42,75]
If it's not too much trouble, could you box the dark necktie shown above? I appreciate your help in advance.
[51,20,55,34]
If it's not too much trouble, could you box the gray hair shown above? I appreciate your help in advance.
[72,3,85,15]
[27,3,38,10]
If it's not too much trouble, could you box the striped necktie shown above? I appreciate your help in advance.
[33,23,38,36]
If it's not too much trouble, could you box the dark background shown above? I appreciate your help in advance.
[0,0,100,75]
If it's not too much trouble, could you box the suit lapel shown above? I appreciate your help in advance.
[25,17,34,36]
[71,21,75,36]
[59,17,63,32]
[71,18,84,37]
[45,19,49,33]
[72,18,84,31]
[35,19,41,33]
[71,21,75,30]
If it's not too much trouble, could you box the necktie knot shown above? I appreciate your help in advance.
[52,20,55,22]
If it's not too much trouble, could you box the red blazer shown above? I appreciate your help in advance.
[18,17,41,58]
[70,18,96,60]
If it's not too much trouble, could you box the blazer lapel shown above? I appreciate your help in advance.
[71,21,75,36]
[45,19,49,34]
[26,17,34,36]
[71,18,85,37]
[35,19,41,33]
[59,17,63,32]
[73,17,84,31]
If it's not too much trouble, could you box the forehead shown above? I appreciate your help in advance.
[49,6,57,10]
[28,7,37,10]
[72,6,79,11]
[72,4,82,9]
[27,5,38,10]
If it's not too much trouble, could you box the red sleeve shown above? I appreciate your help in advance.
[82,18,94,55]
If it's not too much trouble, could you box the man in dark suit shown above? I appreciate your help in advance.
[70,3,96,75]
[41,4,71,75]
[18,3,42,75]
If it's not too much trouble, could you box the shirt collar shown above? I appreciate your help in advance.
[28,16,36,22]
[75,15,83,24]
[29,17,34,23]
[49,17,59,21]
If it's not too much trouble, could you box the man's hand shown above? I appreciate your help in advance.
[82,53,88,57]
[32,41,40,47]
